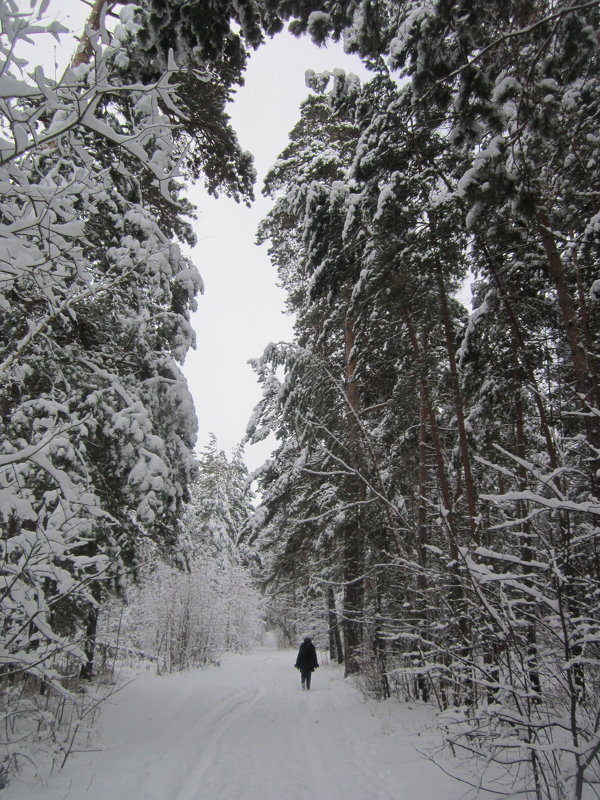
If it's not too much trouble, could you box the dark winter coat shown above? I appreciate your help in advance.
[295,638,319,672]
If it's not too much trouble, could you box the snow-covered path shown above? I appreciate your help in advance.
[10,648,466,800]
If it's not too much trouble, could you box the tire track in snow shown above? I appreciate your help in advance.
[174,682,265,800]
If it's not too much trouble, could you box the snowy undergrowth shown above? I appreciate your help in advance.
[0,665,126,789]
[97,557,265,675]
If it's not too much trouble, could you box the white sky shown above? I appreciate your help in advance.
[182,35,368,470]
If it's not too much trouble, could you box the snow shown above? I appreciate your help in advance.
[307,11,332,40]
[8,646,466,800]
[491,75,522,105]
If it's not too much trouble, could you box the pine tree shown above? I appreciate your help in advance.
[183,435,255,562]
[251,4,600,794]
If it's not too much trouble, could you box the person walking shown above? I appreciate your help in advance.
[295,636,319,690]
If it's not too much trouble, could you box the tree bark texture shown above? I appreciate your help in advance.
[327,587,344,664]
[435,263,479,545]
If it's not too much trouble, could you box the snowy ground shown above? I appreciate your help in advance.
[8,647,470,800]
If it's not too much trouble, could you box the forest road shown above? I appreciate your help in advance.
[9,647,465,800]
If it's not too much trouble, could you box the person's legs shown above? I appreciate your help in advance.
[305,670,311,690]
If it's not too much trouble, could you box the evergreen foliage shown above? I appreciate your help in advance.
[0,0,260,776]
[249,2,600,797]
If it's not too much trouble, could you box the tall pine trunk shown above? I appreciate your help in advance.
[342,317,364,676]
[538,214,599,414]
[512,336,542,701]
[435,263,479,545]
[404,309,472,704]
[480,241,559,468]
[327,587,344,664]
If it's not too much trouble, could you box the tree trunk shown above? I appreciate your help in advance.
[403,311,460,561]
[416,382,429,579]
[435,263,479,545]
[413,383,431,702]
[327,587,344,664]
[481,242,559,468]
[80,604,99,680]
[538,213,599,411]
[512,335,541,702]
[342,554,363,676]
[404,309,472,703]
[342,316,364,676]
[373,586,391,699]
[72,0,112,68]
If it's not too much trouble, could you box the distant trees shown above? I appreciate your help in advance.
[182,436,256,563]
[249,2,600,797]
[117,440,262,673]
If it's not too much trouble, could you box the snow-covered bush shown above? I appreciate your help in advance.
[110,557,264,673]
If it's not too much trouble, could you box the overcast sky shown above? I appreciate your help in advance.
[182,34,368,470]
